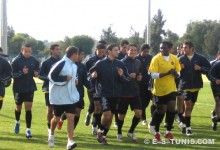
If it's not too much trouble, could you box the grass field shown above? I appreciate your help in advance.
[0,83,219,150]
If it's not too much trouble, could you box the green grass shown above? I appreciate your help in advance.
[0,83,219,150]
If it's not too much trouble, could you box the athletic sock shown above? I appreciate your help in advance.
[166,111,175,131]
[117,119,124,134]
[74,116,80,129]
[153,111,165,132]
[15,110,21,122]
[128,116,140,133]
[185,116,191,127]
[178,113,184,122]
[26,111,32,128]
[61,113,67,121]
[47,123,51,129]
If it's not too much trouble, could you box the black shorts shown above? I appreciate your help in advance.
[14,92,34,105]
[100,97,119,113]
[45,93,51,106]
[118,97,142,114]
[53,104,76,117]
[211,84,220,97]
[154,92,176,105]
[75,97,84,109]
[182,91,199,103]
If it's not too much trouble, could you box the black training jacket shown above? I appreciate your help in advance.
[11,53,40,93]
[0,57,12,96]
[89,57,130,97]
[179,53,211,90]
[39,56,60,92]
[76,62,91,97]
[121,56,142,97]
[136,54,152,86]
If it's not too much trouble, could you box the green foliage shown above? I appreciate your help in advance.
[150,9,166,54]
[71,35,95,55]
[128,26,145,50]
[101,25,119,44]
[181,20,220,57]
[164,29,179,48]
[7,33,45,56]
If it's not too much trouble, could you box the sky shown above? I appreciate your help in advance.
[6,0,220,42]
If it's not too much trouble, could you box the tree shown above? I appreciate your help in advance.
[150,9,166,54]
[128,26,144,49]
[71,35,95,55]
[181,20,220,57]
[164,29,179,48]
[100,25,119,44]
[8,33,45,56]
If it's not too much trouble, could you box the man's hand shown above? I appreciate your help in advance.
[137,74,142,81]
[34,70,39,77]
[180,63,185,69]
[194,64,201,71]
[216,79,220,85]
[23,66,28,74]
[129,73,136,79]
[75,79,78,85]
[91,71,97,78]
[117,68,123,77]
[67,76,72,81]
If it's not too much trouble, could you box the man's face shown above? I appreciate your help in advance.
[120,44,128,53]
[51,46,61,58]
[70,53,78,62]
[160,43,169,56]
[78,51,84,62]
[140,49,150,57]
[109,46,119,58]
[96,49,105,58]
[127,46,137,59]
[21,47,32,58]
[182,44,192,55]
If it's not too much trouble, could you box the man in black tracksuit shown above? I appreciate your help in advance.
[0,56,12,110]
[11,43,40,138]
[39,44,61,131]
[209,50,220,130]
[136,43,153,125]
[117,43,142,142]
[178,41,211,136]
[89,43,130,145]
[83,43,106,135]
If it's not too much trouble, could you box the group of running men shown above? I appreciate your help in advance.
[0,39,220,149]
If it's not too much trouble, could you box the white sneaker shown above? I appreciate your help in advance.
[175,114,180,123]
[148,123,155,135]
[142,120,147,126]
[48,135,54,148]
[117,134,123,142]
[92,126,97,135]
[66,140,77,150]
[127,132,138,142]
[114,122,118,127]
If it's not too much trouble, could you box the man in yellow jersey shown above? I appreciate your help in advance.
[148,41,181,142]
[178,41,211,136]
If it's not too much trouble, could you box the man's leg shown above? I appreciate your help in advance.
[24,102,33,138]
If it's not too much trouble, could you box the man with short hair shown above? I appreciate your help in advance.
[117,44,142,142]
[209,50,220,130]
[90,43,130,145]
[148,41,181,142]
[11,43,40,138]
[136,43,152,125]
[83,43,106,135]
[0,55,12,110]
[178,41,211,136]
[39,44,61,132]
[48,46,79,150]
[117,40,129,60]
